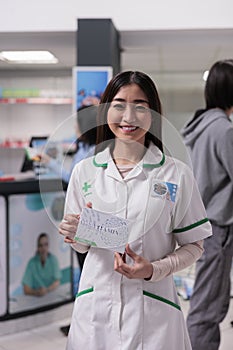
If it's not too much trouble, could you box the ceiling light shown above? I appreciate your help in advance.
[0,50,58,64]
[202,70,209,81]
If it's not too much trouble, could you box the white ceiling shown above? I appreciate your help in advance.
[0,28,232,90]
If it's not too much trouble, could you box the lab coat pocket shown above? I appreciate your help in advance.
[68,286,95,349]
[142,290,190,350]
[74,286,94,320]
[143,290,181,310]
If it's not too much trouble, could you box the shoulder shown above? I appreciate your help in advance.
[67,156,97,196]
[145,143,193,178]
[72,154,95,173]
[207,110,232,133]
[210,114,233,150]
[162,155,197,193]
[164,153,193,175]
[73,147,110,172]
[48,253,59,263]
[27,255,38,266]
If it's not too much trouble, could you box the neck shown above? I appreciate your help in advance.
[40,255,47,265]
[112,139,147,166]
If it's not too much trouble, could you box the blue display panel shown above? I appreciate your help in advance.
[72,66,113,111]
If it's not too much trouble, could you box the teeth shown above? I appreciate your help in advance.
[121,126,137,131]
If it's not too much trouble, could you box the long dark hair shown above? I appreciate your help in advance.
[75,105,98,151]
[95,71,163,153]
[205,59,233,110]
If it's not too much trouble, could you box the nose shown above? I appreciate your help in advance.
[122,104,136,124]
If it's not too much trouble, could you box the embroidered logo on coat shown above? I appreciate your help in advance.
[152,181,178,202]
[82,181,92,197]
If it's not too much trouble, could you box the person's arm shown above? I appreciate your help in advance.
[217,127,233,182]
[23,279,60,296]
[146,240,203,282]
[47,255,61,291]
[114,241,203,281]
[46,279,60,292]
[23,284,48,297]
[40,154,70,183]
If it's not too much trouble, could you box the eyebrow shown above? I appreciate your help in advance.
[113,98,149,104]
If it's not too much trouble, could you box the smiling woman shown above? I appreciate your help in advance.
[58,70,212,350]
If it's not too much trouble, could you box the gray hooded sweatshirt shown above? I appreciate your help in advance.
[180,108,233,226]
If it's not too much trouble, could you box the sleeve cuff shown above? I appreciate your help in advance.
[71,242,90,253]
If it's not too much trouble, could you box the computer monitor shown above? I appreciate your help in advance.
[21,136,48,172]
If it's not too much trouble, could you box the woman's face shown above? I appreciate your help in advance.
[107,84,152,145]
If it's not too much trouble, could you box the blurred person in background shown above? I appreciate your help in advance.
[181,59,233,350]
[41,105,98,183]
[22,233,61,296]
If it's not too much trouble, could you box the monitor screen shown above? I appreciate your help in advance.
[29,136,48,147]
[21,136,48,173]
[72,66,113,112]
[8,191,73,316]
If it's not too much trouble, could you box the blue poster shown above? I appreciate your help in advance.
[73,66,113,111]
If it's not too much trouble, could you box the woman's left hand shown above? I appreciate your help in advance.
[114,244,153,280]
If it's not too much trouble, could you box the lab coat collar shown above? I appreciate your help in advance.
[93,147,122,180]
[93,143,165,178]
[142,143,165,168]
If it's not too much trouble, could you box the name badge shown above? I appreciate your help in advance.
[151,181,178,202]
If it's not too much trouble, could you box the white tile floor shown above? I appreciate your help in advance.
[0,298,232,350]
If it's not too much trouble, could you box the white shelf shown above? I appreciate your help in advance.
[0,97,73,105]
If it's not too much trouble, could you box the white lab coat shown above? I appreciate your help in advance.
[65,143,212,350]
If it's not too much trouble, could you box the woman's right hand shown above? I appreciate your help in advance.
[59,202,92,243]
[59,214,80,243]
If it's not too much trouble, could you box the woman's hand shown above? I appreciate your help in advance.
[114,244,153,280]
[59,213,80,243]
[59,202,92,243]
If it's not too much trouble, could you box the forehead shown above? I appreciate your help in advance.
[113,83,148,103]
[39,236,48,243]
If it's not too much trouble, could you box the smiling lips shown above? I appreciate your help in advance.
[119,125,138,133]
